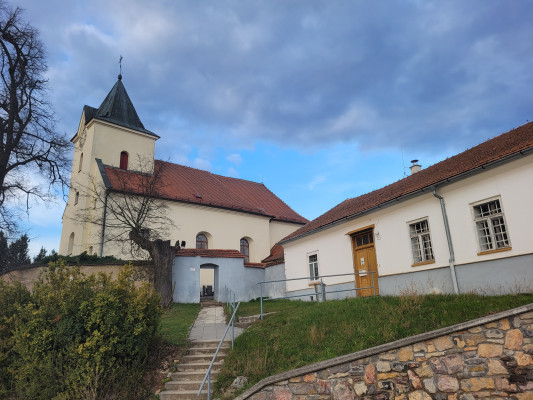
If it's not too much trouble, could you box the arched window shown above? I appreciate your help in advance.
[120,151,128,170]
[78,152,83,172]
[196,234,208,249]
[74,191,79,205]
[68,232,75,255]
[240,238,249,263]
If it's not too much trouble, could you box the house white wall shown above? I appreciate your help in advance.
[283,154,533,296]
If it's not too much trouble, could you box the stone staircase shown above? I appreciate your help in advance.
[159,339,230,400]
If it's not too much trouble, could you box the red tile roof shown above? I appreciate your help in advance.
[282,121,533,243]
[102,160,308,224]
[244,262,266,269]
[261,243,285,267]
[176,248,245,258]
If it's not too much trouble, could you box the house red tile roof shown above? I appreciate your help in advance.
[102,160,308,224]
[176,248,245,258]
[282,121,533,243]
[261,243,285,267]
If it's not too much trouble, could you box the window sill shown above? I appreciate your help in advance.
[477,247,512,256]
[411,260,436,268]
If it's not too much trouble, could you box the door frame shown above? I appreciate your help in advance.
[349,225,379,296]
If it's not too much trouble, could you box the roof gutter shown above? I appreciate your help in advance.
[281,145,533,245]
[432,187,459,294]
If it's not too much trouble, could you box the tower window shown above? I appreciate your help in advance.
[78,152,83,172]
[120,151,128,170]
[196,234,208,249]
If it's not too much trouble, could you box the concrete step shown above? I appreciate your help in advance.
[165,380,209,391]
[176,361,224,372]
[170,370,220,381]
[187,346,228,355]
[181,353,227,363]
[191,340,230,348]
[159,389,208,400]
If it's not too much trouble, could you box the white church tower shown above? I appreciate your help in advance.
[59,75,159,255]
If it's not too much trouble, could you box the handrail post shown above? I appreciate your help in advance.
[232,313,235,349]
[321,278,326,302]
[260,284,263,320]
[372,272,376,296]
[208,371,211,400]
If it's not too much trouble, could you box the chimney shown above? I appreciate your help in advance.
[410,159,421,174]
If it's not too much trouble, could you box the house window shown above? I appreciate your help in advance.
[196,234,208,249]
[120,151,128,170]
[409,219,434,264]
[473,198,510,252]
[78,152,83,172]
[240,238,249,263]
[74,191,79,205]
[308,253,319,280]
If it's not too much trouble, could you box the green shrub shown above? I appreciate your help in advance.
[7,261,161,399]
[0,279,31,396]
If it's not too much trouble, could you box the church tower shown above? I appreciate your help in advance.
[59,75,159,255]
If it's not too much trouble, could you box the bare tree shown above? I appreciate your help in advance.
[0,2,69,233]
[79,159,179,307]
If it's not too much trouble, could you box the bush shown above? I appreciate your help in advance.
[0,279,31,396]
[3,261,162,399]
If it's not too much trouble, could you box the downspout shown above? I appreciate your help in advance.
[99,190,109,257]
[432,187,459,294]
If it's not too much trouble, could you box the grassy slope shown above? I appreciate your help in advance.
[160,303,201,346]
[216,294,533,397]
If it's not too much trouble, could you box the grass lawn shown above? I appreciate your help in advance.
[216,293,533,398]
[160,303,201,346]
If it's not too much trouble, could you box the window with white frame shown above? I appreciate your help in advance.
[472,198,510,252]
[308,253,319,280]
[409,219,434,264]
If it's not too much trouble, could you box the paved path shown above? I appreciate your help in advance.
[188,305,243,341]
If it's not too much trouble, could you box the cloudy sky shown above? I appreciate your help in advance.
[11,0,533,256]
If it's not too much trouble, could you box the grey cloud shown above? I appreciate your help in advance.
[15,0,533,155]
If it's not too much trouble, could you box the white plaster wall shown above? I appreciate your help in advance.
[284,155,533,293]
[90,121,156,172]
[100,200,290,263]
[269,220,305,248]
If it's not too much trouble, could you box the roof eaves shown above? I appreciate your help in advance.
[280,146,533,245]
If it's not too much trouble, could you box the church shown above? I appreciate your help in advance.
[59,75,307,300]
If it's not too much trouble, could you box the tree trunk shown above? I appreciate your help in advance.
[150,239,175,307]
[129,231,176,307]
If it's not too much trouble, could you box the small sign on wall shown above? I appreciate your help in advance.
[360,257,365,266]
[189,267,196,271]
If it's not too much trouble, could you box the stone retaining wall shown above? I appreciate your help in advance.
[236,304,533,400]
[1,264,151,290]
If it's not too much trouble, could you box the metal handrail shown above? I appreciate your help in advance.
[197,301,241,399]
[258,271,377,319]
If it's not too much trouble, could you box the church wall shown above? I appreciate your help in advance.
[269,220,304,249]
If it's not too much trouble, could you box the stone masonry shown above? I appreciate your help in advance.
[236,304,533,400]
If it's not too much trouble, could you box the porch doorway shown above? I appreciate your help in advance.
[200,264,217,300]
[351,228,379,296]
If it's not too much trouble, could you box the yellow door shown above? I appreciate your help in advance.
[352,229,379,296]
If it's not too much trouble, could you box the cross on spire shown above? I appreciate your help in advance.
[118,55,123,80]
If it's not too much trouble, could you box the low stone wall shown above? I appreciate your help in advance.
[236,304,533,400]
[1,264,151,291]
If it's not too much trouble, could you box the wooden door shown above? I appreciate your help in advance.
[352,229,379,296]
